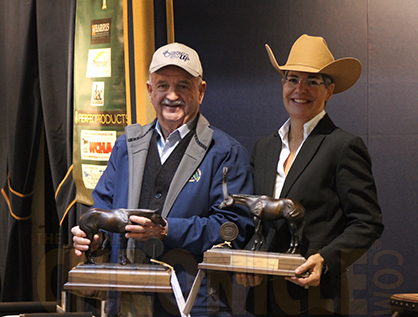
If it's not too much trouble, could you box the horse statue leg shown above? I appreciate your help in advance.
[119,234,130,265]
[287,228,297,254]
[245,218,265,251]
[286,220,304,253]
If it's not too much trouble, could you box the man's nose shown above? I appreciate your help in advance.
[166,88,179,99]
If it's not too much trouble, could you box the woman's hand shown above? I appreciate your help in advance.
[285,253,325,288]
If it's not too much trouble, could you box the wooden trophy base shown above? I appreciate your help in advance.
[198,248,307,277]
[64,263,172,293]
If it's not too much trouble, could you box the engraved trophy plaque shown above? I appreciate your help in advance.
[198,194,308,277]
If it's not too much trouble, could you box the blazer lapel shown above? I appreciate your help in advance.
[280,114,336,197]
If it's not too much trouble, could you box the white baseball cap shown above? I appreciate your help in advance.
[149,42,203,77]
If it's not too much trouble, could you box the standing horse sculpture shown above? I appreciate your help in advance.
[219,194,305,253]
[79,208,166,264]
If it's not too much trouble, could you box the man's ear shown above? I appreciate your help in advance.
[146,81,152,97]
[199,81,207,104]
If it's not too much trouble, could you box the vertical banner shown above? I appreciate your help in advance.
[72,0,173,205]
[73,0,127,205]
[124,0,156,125]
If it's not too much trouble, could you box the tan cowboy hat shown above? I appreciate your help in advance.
[265,34,362,94]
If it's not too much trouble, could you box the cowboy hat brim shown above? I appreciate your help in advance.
[265,44,362,94]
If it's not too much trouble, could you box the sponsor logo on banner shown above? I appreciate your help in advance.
[82,164,107,189]
[91,82,105,106]
[81,130,116,161]
[86,48,111,78]
[75,110,128,126]
[91,18,111,45]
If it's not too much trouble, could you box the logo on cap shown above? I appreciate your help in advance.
[150,43,202,77]
[162,50,190,62]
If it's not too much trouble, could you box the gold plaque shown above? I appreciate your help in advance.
[230,254,279,269]
[199,249,307,277]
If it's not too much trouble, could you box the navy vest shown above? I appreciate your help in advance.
[138,128,195,213]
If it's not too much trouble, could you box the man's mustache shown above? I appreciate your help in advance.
[161,99,186,107]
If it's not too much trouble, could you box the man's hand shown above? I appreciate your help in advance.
[126,216,168,241]
[235,273,264,287]
[71,226,102,257]
[285,253,325,288]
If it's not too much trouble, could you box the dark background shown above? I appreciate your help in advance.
[0,1,416,316]
[172,1,417,316]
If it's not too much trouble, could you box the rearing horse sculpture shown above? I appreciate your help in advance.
[219,194,305,253]
[78,208,166,264]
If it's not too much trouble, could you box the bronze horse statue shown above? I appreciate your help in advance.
[79,208,165,264]
[219,194,305,253]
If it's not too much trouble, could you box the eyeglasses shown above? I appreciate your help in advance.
[283,77,325,88]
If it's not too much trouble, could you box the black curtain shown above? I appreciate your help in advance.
[0,0,77,302]
[0,0,173,303]
[1,0,42,301]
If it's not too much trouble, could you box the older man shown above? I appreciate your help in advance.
[72,43,254,317]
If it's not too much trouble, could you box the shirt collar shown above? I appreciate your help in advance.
[278,110,326,142]
[155,116,198,141]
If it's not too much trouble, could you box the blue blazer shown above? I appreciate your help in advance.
[92,113,254,316]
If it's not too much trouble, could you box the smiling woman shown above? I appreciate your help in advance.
[242,34,383,316]
[281,71,334,128]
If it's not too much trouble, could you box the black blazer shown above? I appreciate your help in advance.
[250,114,384,315]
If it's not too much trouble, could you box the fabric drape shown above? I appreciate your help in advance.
[0,0,77,301]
